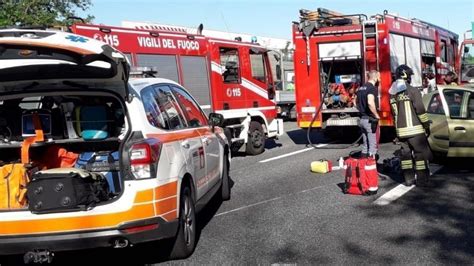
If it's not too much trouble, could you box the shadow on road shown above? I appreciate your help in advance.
[286,128,325,145]
[356,159,474,264]
[231,139,283,158]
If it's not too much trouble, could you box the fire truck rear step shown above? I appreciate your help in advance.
[324,117,360,127]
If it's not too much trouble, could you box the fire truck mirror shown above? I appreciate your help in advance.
[465,46,470,54]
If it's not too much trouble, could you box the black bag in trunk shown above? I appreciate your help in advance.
[27,169,109,214]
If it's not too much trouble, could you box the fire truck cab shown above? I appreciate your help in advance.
[72,24,283,155]
[293,9,458,135]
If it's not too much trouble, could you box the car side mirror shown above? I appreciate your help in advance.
[209,113,224,131]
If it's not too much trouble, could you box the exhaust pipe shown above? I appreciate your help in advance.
[112,238,129,248]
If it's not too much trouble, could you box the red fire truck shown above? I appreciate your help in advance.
[72,23,283,155]
[292,9,458,135]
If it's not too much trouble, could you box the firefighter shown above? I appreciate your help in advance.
[389,65,433,187]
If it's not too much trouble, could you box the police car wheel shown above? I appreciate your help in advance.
[169,186,196,259]
[220,154,231,201]
[246,121,265,155]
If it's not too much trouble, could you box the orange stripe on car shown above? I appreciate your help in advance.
[0,181,179,236]
[0,204,154,236]
[147,128,210,144]
[154,180,178,199]
[161,210,178,222]
[134,189,154,203]
[154,197,177,216]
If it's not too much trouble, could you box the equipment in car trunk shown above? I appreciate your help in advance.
[0,99,23,142]
[343,156,378,195]
[74,105,111,140]
[21,113,45,165]
[75,151,121,194]
[27,168,110,214]
[0,164,29,209]
[40,146,79,169]
[22,110,52,138]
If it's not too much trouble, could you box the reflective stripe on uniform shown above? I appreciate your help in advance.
[396,125,425,137]
[415,160,426,170]
[365,164,377,170]
[418,113,429,123]
[401,160,413,170]
[405,101,413,127]
[390,98,398,117]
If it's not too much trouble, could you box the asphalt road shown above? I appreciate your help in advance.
[2,122,473,265]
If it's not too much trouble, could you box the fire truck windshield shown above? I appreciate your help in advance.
[461,43,474,83]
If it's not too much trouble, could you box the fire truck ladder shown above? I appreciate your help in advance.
[362,20,379,72]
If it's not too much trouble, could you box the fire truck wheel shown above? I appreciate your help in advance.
[246,121,265,155]
[169,186,196,260]
[220,154,231,201]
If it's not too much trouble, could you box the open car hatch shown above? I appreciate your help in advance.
[0,29,130,99]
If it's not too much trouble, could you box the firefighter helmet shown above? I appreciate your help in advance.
[395,65,414,83]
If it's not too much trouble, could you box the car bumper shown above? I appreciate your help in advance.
[0,217,178,255]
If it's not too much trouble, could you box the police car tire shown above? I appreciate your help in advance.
[169,186,196,260]
[246,121,265,155]
[220,155,231,201]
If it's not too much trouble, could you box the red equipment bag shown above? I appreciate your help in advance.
[344,157,378,195]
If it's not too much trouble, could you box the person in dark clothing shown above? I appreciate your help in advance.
[356,70,380,158]
[443,71,458,85]
[389,65,433,187]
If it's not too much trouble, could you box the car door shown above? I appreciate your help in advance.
[171,85,222,191]
[142,85,207,198]
[424,92,449,153]
[439,88,474,157]
[198,127,221,190]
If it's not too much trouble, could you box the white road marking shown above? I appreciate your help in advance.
[373,164,444,206]
[373,184,415,206]
[259,144,328,163]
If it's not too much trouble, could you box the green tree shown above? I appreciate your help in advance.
[0,0,94,27]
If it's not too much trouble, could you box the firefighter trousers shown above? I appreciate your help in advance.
[399,134,433,186]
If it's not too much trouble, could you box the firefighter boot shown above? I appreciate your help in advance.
[401,159,415,186]
[415,161,433,188]
[416,170,434,188]
[402,168,416,186]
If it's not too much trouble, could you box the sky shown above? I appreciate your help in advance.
[84,0,474,40]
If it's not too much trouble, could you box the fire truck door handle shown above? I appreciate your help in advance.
[181,140,190,149]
